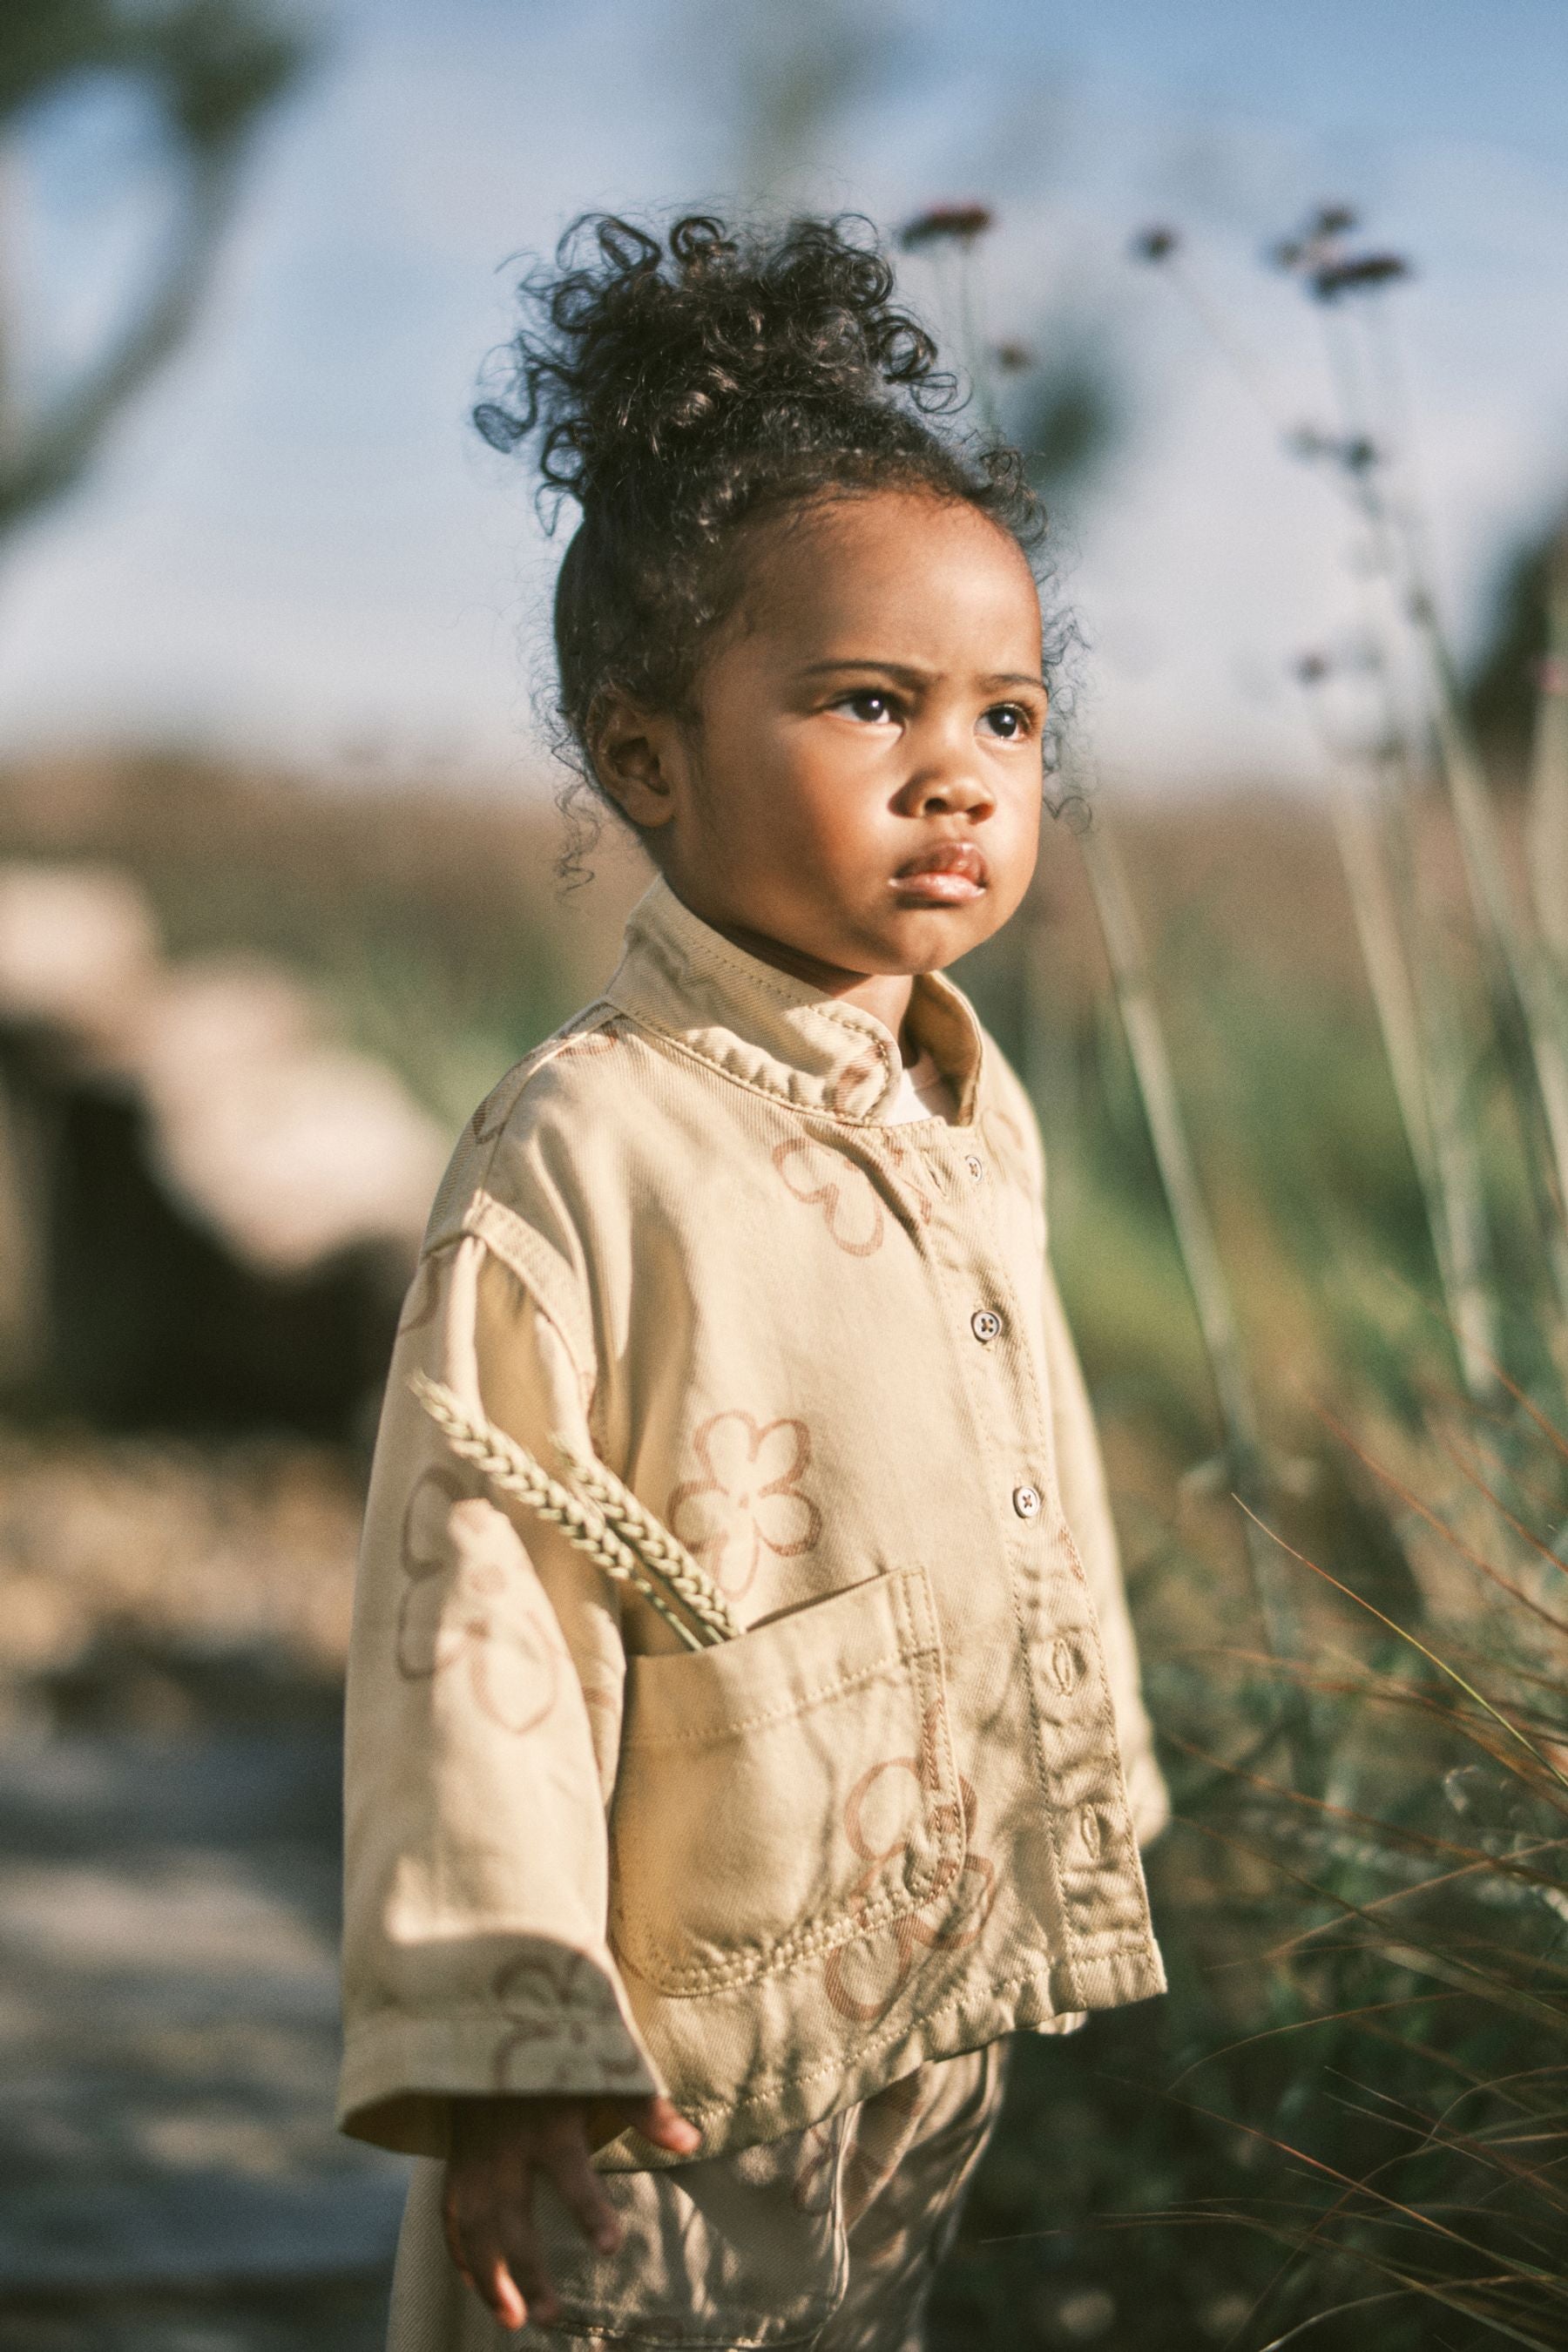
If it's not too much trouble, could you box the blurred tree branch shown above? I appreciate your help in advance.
[0,0,311,540]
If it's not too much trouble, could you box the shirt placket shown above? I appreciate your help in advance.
[889,1120,1152,1996]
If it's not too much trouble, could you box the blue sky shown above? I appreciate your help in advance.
[3,0,1565,791]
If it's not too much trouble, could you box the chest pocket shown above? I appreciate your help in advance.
[608,1565,965,1996]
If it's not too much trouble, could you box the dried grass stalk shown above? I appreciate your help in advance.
[1074,809,1295,1666]
[550,1436,742,1645]
[409,1375,740,1647]
[1329,778,1496,1398]
[1412,605,1568,1320]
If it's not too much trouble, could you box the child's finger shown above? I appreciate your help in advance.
[443,2201,526,2333]
[630,2094,703,2156]
[493,2208,562,2330]
[474,2247,529,2333]
[542,2129,623,2254]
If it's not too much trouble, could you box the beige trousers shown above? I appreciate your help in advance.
[386,2044,1009,2352]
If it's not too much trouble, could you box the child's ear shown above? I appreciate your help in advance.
[591,695,680,831]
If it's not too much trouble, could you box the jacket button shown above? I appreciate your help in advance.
[970,1308,1003,1343]
[1012,1484,1041,1520]
[963,1153,983,1180]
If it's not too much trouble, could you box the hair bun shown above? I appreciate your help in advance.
[476,207,1042,850]
[476,212,955,516]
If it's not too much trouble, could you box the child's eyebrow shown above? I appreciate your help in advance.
[798,658,1046,695]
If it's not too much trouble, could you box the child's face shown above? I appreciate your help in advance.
[598,490,1046,992]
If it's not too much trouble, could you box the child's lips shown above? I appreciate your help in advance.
[890,842,990,905]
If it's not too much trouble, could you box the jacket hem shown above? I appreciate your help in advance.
[337,2007,663,2159]
[598,1943,1164,2172]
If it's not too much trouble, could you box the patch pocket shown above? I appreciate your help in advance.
[608,1565,964,1997]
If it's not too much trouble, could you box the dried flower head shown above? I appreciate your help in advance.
[1286,425,1382,475]
[1130,225,1179,264]
[1273,205,1372,277]
[1311,253,1411,301]
[898,204,994,251]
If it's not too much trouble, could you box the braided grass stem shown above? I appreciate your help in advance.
[409,1375,719,1650]
[552,1436,741,1644]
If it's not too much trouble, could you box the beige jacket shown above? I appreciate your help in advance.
[339,879,1166,2170]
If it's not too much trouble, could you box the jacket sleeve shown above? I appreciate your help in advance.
[337,1227,660,2157]
[1040,1258,1171,1849]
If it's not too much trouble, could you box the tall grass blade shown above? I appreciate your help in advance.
[1328,776,1496,1397]
[1073,808,1299,1681]
[1416,602,1568,1297]
[1528,527,1568,967]
[1233,1498,1568,1790]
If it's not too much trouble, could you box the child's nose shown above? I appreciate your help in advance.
[897,757,995,819]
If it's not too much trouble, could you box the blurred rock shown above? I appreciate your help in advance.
[0,862,446,1435]
[131,958,446,1278]
[0,867,160,1051]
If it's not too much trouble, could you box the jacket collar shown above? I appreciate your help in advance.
[605,877,984,1125]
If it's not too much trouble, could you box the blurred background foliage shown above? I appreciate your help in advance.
[0,3,1565,2349]
[0,0,310,540]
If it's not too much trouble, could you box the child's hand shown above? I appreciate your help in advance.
[442,2092,701,2332]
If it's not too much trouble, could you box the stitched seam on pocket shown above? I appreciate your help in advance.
[900,1635,964,1916]
[672,1962,1056,2129]
[611,1593,968,1995]
[616,1759,965,1991]
[620,1878,936,1994]
[620,1645,929,1749]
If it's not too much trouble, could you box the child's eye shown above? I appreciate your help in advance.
[979,702,1033,741]
[833,690,898,725]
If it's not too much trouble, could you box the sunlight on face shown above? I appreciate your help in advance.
[650,490,1046,992]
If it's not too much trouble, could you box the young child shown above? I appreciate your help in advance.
[339,213,1167,2352]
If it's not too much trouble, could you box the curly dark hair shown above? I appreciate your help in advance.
[476,211,1046,835]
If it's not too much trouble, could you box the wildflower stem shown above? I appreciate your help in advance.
[1319,743,1496,1399]
[1414,598,1568,1322]
[953,246,1001,440]
[1311,293,1568,1327]
[1147,251,1290,436]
